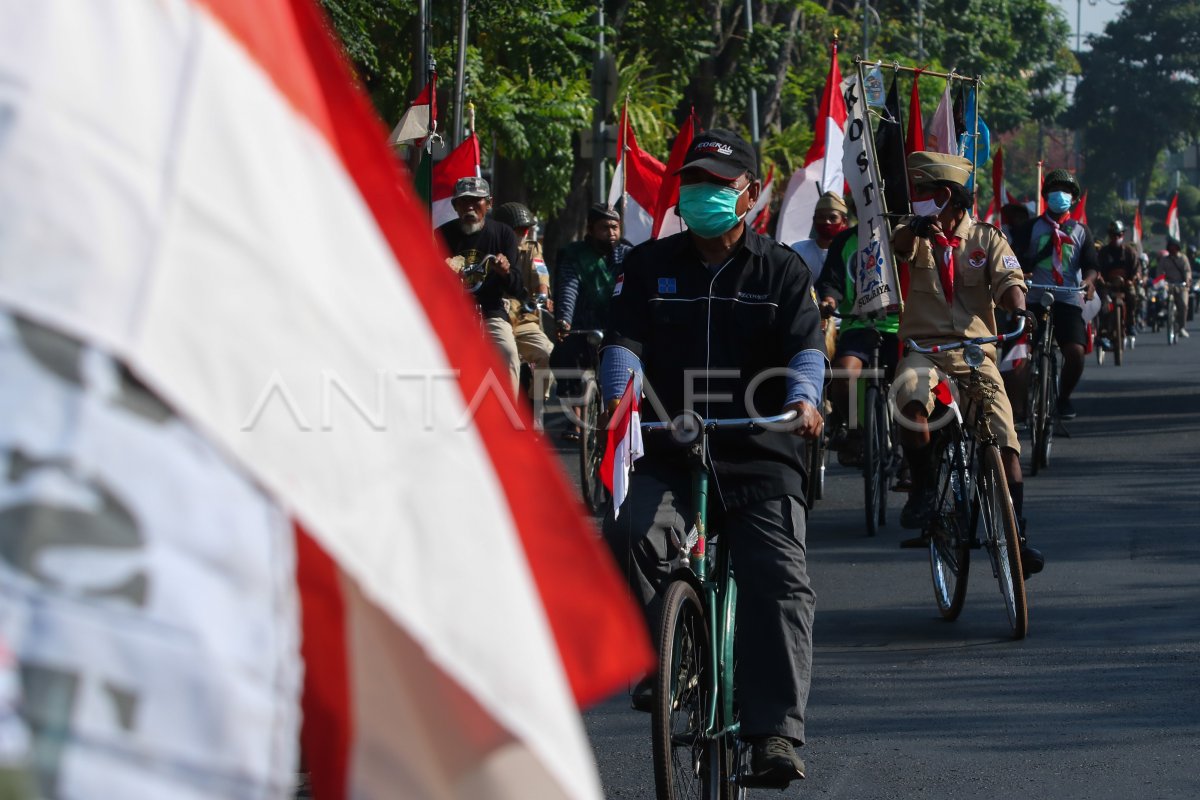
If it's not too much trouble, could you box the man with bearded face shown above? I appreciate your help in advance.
[601,129,826,789]
[436,177,525,397]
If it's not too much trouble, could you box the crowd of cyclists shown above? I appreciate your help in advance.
[436,142,1193,792]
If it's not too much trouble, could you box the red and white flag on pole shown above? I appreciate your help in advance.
[651,112,696,239]
[907,70,926,155]
[608,102,666,245]
[933,376,962,423]
[430,131,482,227]
[924,81,957,155]
[388,73,437,147]
[776,38,847,244]
[1167,191,1181,241]
[1134,206,1144,250]
[748,165,776,233]
[0,2,652,798]
[600,373,644,517]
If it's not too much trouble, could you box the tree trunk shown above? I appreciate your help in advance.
[542,148,593,271]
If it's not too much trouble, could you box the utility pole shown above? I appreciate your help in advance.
[416,0,427,96]
[862,0,870,59]
[590,0,607,203]
[744,0,760,154]
[453,0,468,147]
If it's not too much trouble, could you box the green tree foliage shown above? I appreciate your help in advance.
[1071,0,1200,226]
[318,0,1072,237]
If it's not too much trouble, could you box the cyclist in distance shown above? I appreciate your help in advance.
[815,227,901,467]
[1096,219,1141,347]
[1011,169,1098,419]
[601,129,825,787]
[493,202,555,402]
[550,203,630,438]
[1157,237,1192,339]
[890,151,1044,576]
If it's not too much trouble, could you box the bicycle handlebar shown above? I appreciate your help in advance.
[641,409,798,434]
[905,316,1026,355]
[1026,282,1086,294]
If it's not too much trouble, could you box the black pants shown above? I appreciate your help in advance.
[602,470,815,743]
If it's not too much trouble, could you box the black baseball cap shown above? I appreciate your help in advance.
[676,129,758,180]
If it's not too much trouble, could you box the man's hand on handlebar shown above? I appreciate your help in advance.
[494,254,511,275]
[784,401,823,440]
[556,319,571,342]
[819,298,838,319]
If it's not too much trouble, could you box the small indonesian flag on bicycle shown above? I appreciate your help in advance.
[601,372,644,518]
[1000,332,1031,373]
[933,376,963,423]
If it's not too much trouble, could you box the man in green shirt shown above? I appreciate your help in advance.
[815,228,901,466]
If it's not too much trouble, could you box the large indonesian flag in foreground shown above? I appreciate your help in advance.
[0,1,651,798]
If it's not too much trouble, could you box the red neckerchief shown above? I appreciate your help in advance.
[933,232,962,304]
[1043,213,1073,286]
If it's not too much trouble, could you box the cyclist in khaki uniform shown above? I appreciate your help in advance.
[494,202,554,401]
[891,151,1043,576]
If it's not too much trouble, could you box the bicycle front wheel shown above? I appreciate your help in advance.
[979,446,1028,639]
[928,432,970,620]
[1033,350,1054,473]
[579,378,610,514]
[653,581,722,800]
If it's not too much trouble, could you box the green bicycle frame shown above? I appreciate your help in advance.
[690,465,741,740]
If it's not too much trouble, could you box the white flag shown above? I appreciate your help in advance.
[841,74,901,315]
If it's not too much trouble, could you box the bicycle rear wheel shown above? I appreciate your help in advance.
[579,378,610,514]
[928,431,971,620]
[653,581,722,800]
[1114,305,1125,366]
[864,385,885,536]
[979,446,1028,640]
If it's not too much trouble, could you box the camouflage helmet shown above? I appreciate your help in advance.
[493,202,536,230]
[1042,168,1080,198]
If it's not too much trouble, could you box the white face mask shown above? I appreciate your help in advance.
[912,195,948,217]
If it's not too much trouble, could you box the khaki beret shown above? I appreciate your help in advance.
[907,151,973,188]
[815,191,848,215]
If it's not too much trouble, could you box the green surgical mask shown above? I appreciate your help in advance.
[678,182,749,238]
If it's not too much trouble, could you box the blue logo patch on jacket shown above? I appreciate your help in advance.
[657,277,677,294]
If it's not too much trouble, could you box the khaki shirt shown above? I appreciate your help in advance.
[894,214,1026,345]
[507,239,550,325]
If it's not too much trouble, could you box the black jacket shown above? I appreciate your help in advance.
[437,217,524,320]
[606,228,825,509]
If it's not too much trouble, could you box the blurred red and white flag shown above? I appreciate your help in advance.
[1167,191,1181,241]
[1133,206,1144,249]
[924,81,957,156]
[999,333,1031,373]
[0,1,651,798]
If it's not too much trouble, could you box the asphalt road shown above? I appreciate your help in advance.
[556,323,1200,799]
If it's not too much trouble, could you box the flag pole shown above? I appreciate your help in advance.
[621,95,629,214]
[1036,160,1045,217]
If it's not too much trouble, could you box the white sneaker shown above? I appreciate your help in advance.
[1181,329,1190,339]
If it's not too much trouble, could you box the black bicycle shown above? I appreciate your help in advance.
[570,329,610,514]
[907,318,1029,639]
[1026,284,1083,476]
[828,312,902,536]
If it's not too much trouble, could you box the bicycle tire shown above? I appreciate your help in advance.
[928,432,970,620]
[1033,349,1053,472]
[1115,304,1124,366]
[579,379,610,514]
[1168,299,1177,345]
[653,580,721,800]
[864,386,883,536]
[979,446,1028,639]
